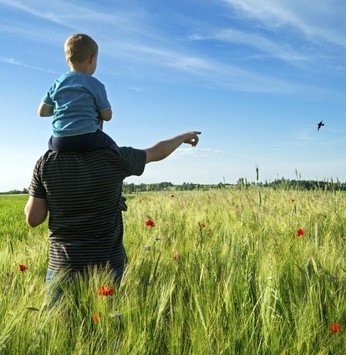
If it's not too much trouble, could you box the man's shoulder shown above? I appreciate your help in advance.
[109,145,145,158]
[35,147,146,179]
[40,150,56,160]
[40,148,143,162]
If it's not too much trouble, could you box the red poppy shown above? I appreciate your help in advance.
[296,228,305,237]
[18,264,28,272]
[329,323,341,333]
[93,312,100,323]
[199,223,205,228]
[291,199,296,203]
[171,194,174,198]
[98,286,115,296]
[145,219,155,227]
[207,228,212,233]
[172,252,180,260]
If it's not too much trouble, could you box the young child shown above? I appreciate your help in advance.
[38,33,115,152]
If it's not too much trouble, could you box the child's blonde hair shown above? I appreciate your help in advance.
[64,34,98,64]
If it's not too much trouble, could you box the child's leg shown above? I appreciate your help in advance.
[94,129,117,149]
[48,130,116,152]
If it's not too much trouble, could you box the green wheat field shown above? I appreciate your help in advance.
[1,187,346,355]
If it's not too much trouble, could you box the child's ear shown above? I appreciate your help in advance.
[89,54,96,64]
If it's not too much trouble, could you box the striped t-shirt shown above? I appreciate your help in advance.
[28,145,146,271]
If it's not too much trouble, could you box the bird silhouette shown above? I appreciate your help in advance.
[317,120,324,131]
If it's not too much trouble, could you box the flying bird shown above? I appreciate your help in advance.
[317,120,324,131]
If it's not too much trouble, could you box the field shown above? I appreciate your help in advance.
[1,188,346,355]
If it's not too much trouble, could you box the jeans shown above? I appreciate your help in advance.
[48,129,116,152]
[45,266,124,308]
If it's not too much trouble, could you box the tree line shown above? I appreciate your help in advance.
[121,178,346,193]
[2,178,346,195]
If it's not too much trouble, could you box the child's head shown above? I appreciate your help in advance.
[64,34,98,66]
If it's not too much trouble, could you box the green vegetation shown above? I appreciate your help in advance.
[1,189,346,354]
[3,177,346,195]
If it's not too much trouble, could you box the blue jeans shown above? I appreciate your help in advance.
[45,266,124,308]
[49,129,116,152]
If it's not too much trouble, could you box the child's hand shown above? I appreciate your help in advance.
[98,115,104,130]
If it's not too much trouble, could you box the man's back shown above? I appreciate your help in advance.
[29,146,146,271]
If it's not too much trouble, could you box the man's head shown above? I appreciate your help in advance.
[64,34,98,69]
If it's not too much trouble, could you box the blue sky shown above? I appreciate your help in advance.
[1,0,346,191]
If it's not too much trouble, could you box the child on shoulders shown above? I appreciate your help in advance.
[38,33,115,152]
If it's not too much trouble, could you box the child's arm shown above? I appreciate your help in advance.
[38,102,54,117]
[99,108,112,122]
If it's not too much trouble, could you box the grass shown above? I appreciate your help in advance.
[1,188,346,354]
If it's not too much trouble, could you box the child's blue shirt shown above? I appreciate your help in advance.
[42,71,111,137]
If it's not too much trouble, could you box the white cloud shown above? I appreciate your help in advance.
[126,86,144,92]
[0,57,59,73]
[0,0,155,36]
[222,0,346,47]
[189,29,309,63]
[169,148,223,159]
[168,57,212,71]
[1,0,345,97]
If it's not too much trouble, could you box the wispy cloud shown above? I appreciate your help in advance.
[188,29,309,63]
[126,86,144,92]
[0,0,156,36]
[0,57,59,74]
[170,148,223,160]
[222,0,346,48]
[1,0,345,97]
[0,0,64,24]
[168,57,212,71]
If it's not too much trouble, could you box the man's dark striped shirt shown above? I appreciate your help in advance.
[28,145,146,271]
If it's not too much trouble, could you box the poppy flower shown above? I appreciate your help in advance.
[172,252,180,260]
[199,223,205,228]
[171,194,174,198]
[98,286,115,296]
[18,264,28,272]
[329,323,341,333]
[93,312,100,323]
[207,228,212,233]
[145,219,155,227]
[291,199,296,203]
[296,228,305,237]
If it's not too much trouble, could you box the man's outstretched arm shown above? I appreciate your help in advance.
[144,131,201,163]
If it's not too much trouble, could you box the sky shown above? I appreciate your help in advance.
[1,0,346,191]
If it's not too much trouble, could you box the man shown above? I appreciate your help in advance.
[24,131,201,305]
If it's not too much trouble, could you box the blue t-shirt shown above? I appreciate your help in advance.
[42,72,111,137]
